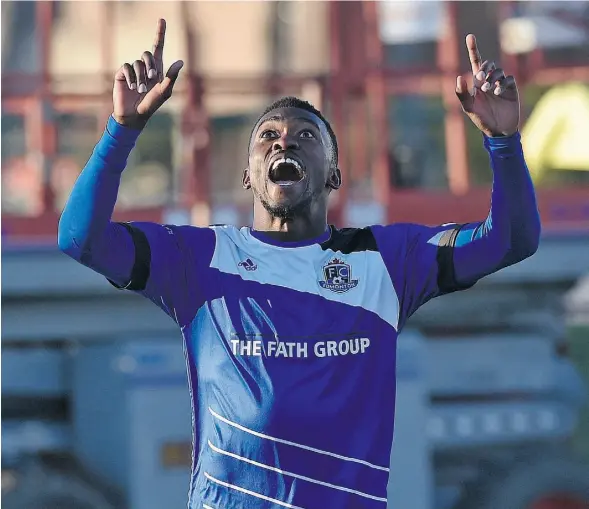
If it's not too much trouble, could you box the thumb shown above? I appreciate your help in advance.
[455,75,473,111]
[160,60,184,98]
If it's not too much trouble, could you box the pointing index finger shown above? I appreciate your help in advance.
[153,18,166,75]
[466,33,482,75]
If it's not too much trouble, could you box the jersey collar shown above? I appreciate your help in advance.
[248,226,331,248]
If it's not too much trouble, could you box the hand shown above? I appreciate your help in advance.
[456,34,519,137]
[113,19,184,130]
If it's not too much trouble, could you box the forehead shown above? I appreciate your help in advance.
[255,107,327,135]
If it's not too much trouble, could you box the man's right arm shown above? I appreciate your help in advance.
[59,19,215,326]
[58,117,215,326]
[58,116,140,286]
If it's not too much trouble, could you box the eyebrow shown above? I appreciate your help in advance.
[259,115,320,130]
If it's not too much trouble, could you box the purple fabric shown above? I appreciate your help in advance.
[372,132,540,329]
[120,222,216,326]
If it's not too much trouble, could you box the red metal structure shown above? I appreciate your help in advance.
[2,1,589,242]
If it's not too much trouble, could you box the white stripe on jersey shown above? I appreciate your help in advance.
[204,472,307,509]
[209,406,390,472]
[208,440,388,502]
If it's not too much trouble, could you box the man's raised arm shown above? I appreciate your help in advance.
[449,33,541,283]
[57,20,214,326]
[450,131,540,286]
[57,116,142,285]
[372,35,540,329]
[58,18,183,284]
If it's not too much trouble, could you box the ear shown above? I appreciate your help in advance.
[242,168,251,190]
[327,167,342,191]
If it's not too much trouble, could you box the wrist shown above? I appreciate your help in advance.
[107,115,143,145]
[485,129,519,139]
[483,130,522,152]
[111,113,148,130]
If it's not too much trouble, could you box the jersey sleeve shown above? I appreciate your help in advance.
[371,133,540,331]
[107,223,216,326]
[371,223,476,331]
[57,115,217,327]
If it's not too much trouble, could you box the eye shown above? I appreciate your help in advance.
[299,130,315,139]
[260,130,278,139]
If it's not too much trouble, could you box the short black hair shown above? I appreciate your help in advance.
[250,96,339,166]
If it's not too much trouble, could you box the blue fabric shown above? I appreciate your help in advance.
[57,116,141,284]
[454,132,540,277]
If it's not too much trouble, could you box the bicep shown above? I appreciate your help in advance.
[105,222,152,291]
[451,219,511,285]
[401,224,476,315]
[108,222,215,326]
[404,220,508,294]
[402,220,509,315]
[68,220,137,286]
[373,223,477,329]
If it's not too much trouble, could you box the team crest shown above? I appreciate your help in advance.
[319,258,358,293]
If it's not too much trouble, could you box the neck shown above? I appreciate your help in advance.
[252,203,328,242]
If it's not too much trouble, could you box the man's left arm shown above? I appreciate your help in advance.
[372,34,541,331]
[450,130,540,286]
[372,132,540,330]
[447,33,542,285]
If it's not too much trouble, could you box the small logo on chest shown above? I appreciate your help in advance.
[238,258,258,271]
[319,258,359,293]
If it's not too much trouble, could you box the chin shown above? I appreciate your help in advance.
[261,195,313,220]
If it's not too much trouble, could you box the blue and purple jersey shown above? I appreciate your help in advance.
[58,116,541,508]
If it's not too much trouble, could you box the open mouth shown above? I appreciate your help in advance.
[268,157,305,187]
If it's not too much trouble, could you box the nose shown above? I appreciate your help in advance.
[273,133,299,152]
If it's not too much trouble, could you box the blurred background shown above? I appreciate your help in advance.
[2,1,589,508]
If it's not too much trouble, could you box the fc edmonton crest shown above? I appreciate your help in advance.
[319,258,359,293]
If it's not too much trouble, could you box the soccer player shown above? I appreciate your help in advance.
[58,19,540,509]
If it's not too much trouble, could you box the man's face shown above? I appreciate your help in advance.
[244,107,340,219]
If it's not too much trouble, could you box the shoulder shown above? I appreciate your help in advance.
[162,223,245,241]
[320,226,379,254]
[322,224,417,255]
[369,222,462,250]
[146,223,217,248]
[207,224,248,246]
[320,224,425,255]
[123,223,225,263]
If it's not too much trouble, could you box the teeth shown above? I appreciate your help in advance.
[278,181,297,187]
[271,157,302,173]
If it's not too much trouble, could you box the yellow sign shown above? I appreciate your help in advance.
[522,82,589,180]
